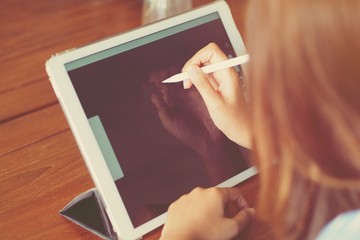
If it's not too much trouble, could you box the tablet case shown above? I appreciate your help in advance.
[60,189,117,240]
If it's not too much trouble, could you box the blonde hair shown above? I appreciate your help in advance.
[246,0,360,238]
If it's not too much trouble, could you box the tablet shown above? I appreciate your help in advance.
[46,1,256,239]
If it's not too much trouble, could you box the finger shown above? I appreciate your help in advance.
[220,208,255,239]
[220,188,248,209]
[191,43,228,65]
[219,187,241,201]
[183,79,193,89]
[232,208,255,229]
[182,43,229,71]
[208,75,220,91]
[186,65,222,108]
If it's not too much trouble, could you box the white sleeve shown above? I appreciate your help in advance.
[316,209,360,240]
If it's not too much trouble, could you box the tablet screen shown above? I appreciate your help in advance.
[65,12,251,228]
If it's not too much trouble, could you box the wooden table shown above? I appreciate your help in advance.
[0,0,273,239]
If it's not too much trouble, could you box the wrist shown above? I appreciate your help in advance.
[228,116,252,149]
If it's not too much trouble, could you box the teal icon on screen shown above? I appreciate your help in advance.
[88,115,124,181]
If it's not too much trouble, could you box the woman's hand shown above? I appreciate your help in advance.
[182,43,251,148]
[160,187,255,240]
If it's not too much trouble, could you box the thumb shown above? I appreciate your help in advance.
[218,208,255,239]
[233,208,255,231]
[187,65,222,108]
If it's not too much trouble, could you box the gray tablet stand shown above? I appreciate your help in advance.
[60,189,116,240]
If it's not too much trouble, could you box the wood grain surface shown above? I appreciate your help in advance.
[0,0,273,239]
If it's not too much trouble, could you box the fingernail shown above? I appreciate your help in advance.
[183,79,191,89]
[248,208,256,216]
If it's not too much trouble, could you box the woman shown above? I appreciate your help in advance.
[160,0,360,239]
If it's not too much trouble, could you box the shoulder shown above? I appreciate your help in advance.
[316,209,360,240]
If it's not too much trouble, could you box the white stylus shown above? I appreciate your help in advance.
[162,54,249,83]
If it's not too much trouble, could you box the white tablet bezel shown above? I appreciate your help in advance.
[46,1,256,239]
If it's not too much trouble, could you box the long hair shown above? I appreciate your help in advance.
[246,0,360,238]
